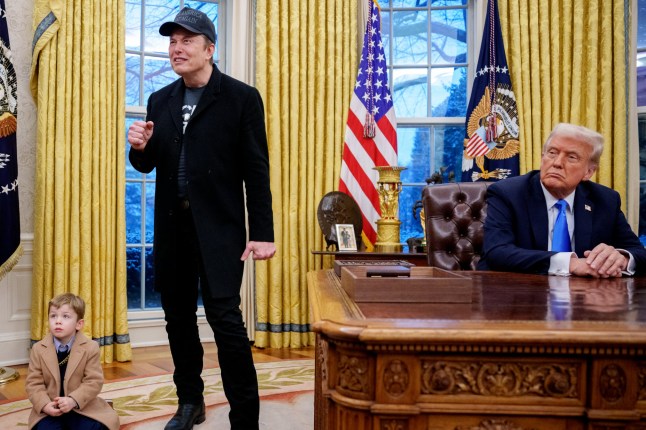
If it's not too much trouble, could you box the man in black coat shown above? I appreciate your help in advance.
[478,123,646,277]
[127,7,275,430]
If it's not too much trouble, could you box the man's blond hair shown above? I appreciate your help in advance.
[544,123,604,165]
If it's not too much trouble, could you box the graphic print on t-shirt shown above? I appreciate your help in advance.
[182,104,196,133]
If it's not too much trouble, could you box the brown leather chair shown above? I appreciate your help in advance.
[422,182,491,270]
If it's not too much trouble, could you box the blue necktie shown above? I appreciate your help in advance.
[552,199,571,252]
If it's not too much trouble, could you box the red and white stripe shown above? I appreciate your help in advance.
[339,93,398,248]
[465,130,490,157]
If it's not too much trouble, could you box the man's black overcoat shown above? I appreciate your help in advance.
[129,66,274,298]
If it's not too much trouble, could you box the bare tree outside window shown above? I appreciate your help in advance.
[377,0,471,245]
[123,0,479,309]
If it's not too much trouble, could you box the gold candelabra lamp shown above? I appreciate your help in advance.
[373,166,407,252]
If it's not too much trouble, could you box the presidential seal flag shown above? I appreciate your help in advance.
[462,0,519,182]
[339,0,397,249]
[0,0,21,281]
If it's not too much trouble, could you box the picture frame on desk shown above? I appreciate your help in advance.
[335,224,357,251]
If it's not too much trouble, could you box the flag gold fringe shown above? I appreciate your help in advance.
[0,242,23,282]
[361,231,374,252]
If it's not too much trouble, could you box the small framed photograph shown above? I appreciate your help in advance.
[335,224,357,252]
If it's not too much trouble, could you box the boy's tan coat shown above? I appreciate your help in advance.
[25,332,119,430]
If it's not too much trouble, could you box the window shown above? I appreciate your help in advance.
[638,0,646,245]
[123,0,476,309]
[378,0,472,245]
[125,0,224,310]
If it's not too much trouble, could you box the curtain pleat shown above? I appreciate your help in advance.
[254,0,358,348]
[30,0,131,363]
[499,0,628,201]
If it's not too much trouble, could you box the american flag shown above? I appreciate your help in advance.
[339,0,397,249]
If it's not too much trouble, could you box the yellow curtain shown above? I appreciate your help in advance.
[499,0,628,200]
[254,0,359,348]
[29,0,131,363]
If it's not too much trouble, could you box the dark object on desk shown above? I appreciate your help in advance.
[366,266,411,277]
[316,191,363,251]
[340,266,471,303]
[333,259,415,277]
[406,237,425,253]
[423,181,490,270]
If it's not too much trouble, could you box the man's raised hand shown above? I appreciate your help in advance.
[128,120,154,151]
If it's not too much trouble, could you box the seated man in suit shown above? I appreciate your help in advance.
[478,123,646,277]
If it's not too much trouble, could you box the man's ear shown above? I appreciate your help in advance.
[76,319,85,332]
[582,163,597,181]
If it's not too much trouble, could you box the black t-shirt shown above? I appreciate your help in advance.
[177,86,206,198]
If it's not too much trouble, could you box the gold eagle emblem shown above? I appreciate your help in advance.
[463,86,519,180]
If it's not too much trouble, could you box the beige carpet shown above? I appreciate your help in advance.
[0,359,314,429]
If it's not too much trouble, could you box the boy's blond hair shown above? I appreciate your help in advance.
[49,293,85,320]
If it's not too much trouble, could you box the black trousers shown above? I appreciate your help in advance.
[34,414,106,430]
[160,206,259,430]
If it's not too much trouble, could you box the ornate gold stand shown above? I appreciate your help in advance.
[373,166,407,252]
[0,366,19,385]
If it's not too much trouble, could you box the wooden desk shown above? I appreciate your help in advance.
[308,269,646,430]
[311,250,428,266]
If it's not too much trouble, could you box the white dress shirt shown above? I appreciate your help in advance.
[540,183,635,276]
[54,335,75,353]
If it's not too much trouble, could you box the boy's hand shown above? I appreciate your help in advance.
[42,401,63,416]
[54,396,77,413]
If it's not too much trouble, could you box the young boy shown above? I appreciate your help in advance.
[25,293,119,430]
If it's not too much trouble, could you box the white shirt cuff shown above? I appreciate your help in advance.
[619,249,636,276]
[548,252,576,276]
[548,250,635,276]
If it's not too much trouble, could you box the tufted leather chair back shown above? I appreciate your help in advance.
[422,182,491,270]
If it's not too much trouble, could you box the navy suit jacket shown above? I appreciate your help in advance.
[477,171,646,274]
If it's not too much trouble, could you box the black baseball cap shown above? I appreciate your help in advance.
[159,7,216,43]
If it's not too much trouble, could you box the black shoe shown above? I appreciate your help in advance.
[164,402,206,430]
